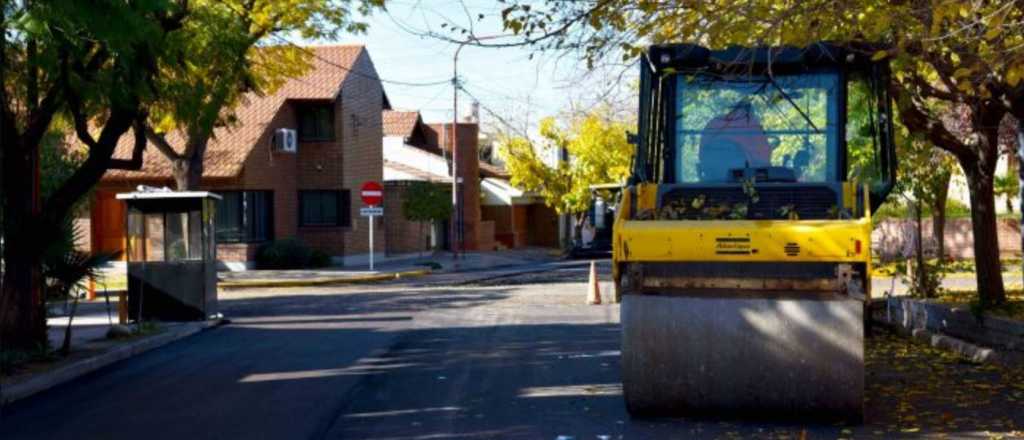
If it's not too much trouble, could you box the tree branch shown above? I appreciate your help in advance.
[108,118,147,170]
[891,82,976,163]
[144,125,184,160]
[21,45,69,153]
[904,73,959,102]
[42,105,138,226]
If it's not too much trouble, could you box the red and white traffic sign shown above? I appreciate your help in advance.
[360,181,383,206]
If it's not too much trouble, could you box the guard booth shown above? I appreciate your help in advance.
[117,191,220,321]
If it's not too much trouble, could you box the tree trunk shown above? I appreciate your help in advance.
[931,173,950,262]
[170,155,203,191]
[60,294,80,356]
[1,145,46,350]
[913,201,927,297]
[964,166,1007,306]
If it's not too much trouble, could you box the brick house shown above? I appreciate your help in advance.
[380,110,558,253]
[88,45,388,268]
[381,110,496,253]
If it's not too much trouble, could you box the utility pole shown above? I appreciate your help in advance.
[449,35,501,260]
[451,41,468,260]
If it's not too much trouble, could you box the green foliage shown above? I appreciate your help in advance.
[255,238,316,270]
[42,223,119,302]
[147,0,384,188]
[872,197,971,221]
[994,173,1020,213]
[402,182,452,223]
[2,0,192,348]
[903,259,949,299]
[945,199,971,218]
[498,111,634,215]
[42,221,120,355]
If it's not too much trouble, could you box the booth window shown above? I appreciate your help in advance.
[215,191,273,243]
[299,190,350,227]
[296,103,335,141]
[126,209,204,262]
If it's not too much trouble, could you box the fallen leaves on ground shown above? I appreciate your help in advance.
[863,329,1024,438]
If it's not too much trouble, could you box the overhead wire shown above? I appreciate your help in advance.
[206,0,451,88]
[268,34,452,88]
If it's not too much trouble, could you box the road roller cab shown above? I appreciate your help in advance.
[614,43,896,420]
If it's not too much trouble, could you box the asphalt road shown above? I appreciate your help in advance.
[2,262,1022,439]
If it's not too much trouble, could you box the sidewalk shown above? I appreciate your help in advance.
[46,299,123,350]
[217,248,561,288]
[3,305,222,404]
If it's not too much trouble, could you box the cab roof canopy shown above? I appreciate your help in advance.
[647,42,886,74]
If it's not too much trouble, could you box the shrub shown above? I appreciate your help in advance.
[309,250,333,268]
[255,238,313,270]
[416,261,443,270]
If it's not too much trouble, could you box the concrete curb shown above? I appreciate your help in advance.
[0,319,224,405]
[874,319,1009,365]
[870,300,1023,366]
[217,269,432,289]
[447,261,593,286]
[909,327,1000,363]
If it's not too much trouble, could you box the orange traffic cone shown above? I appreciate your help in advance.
[587,261,602,305]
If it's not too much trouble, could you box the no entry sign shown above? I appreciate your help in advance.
[361,181,383,206]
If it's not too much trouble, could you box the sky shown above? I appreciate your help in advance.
[333,0,633,133]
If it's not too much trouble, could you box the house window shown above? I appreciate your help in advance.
[296,103,335,141]
[299,190,350,227]
[215,191,273,243]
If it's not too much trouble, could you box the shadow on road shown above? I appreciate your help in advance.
[4,282,1023,440]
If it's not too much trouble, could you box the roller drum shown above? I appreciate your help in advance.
[621,293,864,420]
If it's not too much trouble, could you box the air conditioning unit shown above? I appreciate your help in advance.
[274,128,297,153]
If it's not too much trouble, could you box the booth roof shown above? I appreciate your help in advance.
[116,191,223,201]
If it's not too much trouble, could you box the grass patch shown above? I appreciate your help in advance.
[872,258,1023,277]
[93,273,127,292]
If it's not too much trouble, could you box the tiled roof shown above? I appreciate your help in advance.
[382,110,421,138]
[102,45,365,181]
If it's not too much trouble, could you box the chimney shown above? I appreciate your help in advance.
[465,101,480,123]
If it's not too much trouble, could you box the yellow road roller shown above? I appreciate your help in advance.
[613,43,896,419]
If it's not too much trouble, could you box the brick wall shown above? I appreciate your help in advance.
[482,205,516,248]
[383,181,435,255]
[231,100,300,253]
[74,215,92,253]
[478,220,496,251]
[218,243,259,262]
[872,218,1023,260]
[425,122,484,250]
[294,96,349,255]
[337,50,384,257]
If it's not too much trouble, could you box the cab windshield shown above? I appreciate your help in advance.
[674,72,839,183]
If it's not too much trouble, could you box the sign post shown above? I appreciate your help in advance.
[360,182,384,270]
